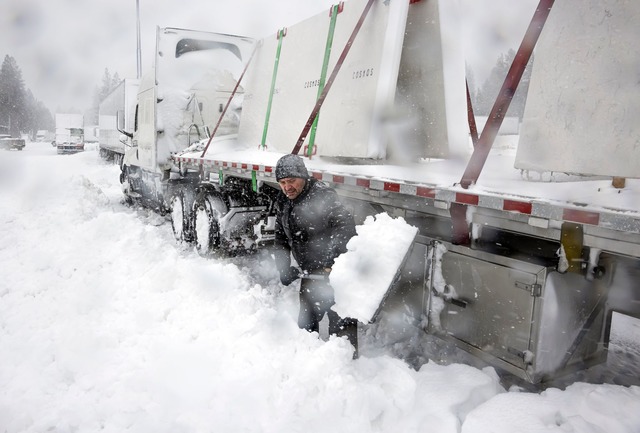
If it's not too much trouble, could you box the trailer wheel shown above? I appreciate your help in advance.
[170,193,190,243]
[193,193,227,256]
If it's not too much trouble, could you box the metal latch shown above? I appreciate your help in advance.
[515,281,542,297]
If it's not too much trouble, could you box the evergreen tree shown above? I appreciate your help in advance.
[0,55,54,137]
[112,72,122,89]
[0,55,28,136]
[87,68,122,124]
[474,49,533,120]
[24,90,55,137]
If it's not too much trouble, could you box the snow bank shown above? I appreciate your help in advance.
[0,143,639,433]
[462,382,640,433]
[330,213,418,322]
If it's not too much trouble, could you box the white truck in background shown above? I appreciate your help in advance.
[98,78,139,165]
[54,113,84,155]
[36,130,54,143]
[119,0,640,385]
[84,125,99,144]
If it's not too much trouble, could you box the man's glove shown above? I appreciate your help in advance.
[280,266,300,286]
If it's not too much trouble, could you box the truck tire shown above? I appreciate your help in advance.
[170,193,190,243]
[193,193,228,256]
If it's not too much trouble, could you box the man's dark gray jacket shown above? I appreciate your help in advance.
[274,178,357,277]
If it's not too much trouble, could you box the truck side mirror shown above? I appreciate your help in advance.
[116,109,134,143]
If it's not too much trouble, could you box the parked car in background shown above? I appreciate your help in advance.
[0,134,25,151]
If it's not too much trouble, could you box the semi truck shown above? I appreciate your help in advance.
[119,0,640,384]
[54,113,84,154]
[98,78,139,164]
[35,130,54,143]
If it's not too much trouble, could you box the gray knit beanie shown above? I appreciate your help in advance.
[275,154,309,181]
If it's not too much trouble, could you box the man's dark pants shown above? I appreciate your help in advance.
[299,277,358,356]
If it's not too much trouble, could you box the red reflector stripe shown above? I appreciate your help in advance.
[252,165,260,171]
[265,166,273,172]
[504,200,532,214]
[456,192,479,205]
[312,172,322,180]
[356,178,370,188]
[332,175,344,184]
[563,209,600,225]
[384,182,400,192]
[417,187,436,198]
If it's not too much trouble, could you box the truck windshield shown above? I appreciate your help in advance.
[175,39,242,61]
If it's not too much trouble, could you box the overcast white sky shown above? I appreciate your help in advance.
[1,0,537,114]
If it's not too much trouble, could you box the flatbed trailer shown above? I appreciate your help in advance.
[170,139,639,382]
[120,0,640,383]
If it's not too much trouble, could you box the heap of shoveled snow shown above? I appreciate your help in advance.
[331,213,418,322]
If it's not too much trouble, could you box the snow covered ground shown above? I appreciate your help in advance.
[1,142,640,433]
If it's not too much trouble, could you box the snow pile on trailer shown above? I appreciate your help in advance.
[331,213,418,323]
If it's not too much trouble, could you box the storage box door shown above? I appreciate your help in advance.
[434,250,540,370]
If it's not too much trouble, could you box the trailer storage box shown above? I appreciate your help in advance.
[426,241,607,383]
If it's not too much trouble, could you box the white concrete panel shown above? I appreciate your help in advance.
[265,14,330,153]
[315,0,409,158]
[236,35,282,151]
[517,0,640,178]
[394,0,467,160]
[238,0,410,158]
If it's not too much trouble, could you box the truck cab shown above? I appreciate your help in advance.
[121,27,254,209]
[54,113,85,155]
[56,127,85,154]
